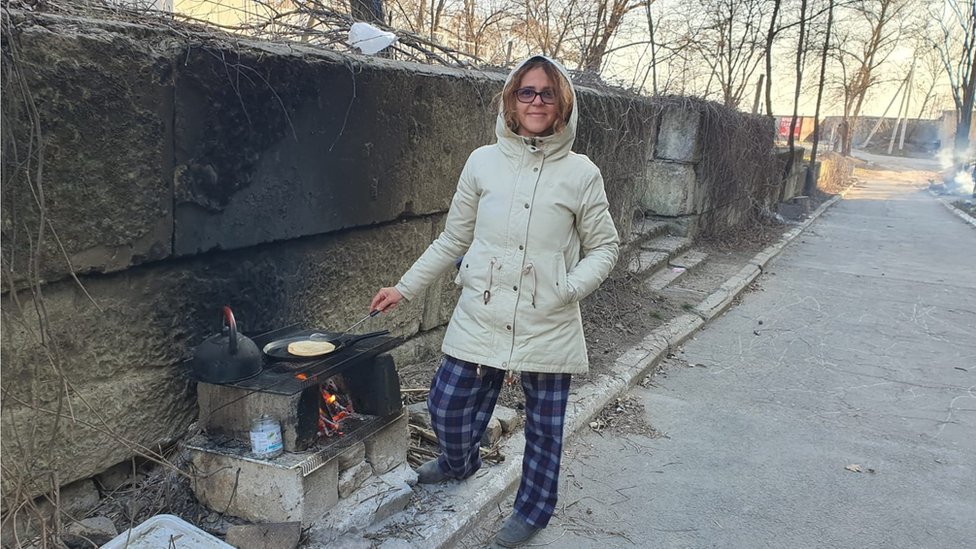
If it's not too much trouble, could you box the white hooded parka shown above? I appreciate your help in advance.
[394,57,619,374]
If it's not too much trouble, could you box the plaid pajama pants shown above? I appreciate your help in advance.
[428,355,572,528]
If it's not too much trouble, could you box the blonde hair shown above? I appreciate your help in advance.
[499,57,574,136]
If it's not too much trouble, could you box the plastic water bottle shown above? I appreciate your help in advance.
[249,415,283,459]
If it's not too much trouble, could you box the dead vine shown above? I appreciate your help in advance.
[0,9,186,547]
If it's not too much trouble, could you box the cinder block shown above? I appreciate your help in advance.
[188,437,339,526]
[480,417,502,447]
[337,441,366,472]
[492,405,521,434]
[338,460,373,499]
[226,522,302,549]
[364,409,408,475]
[197,382,318,453]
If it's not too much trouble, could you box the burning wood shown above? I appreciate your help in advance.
[318,381,355,437]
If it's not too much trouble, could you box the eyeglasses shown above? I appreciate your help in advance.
[515,87,557,105]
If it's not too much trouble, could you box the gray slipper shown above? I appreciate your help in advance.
[415,459,451,484]
[493,513,541,547]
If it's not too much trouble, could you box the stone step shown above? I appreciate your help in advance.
[640,235,693,255]
[627,250,669,276]
[628,218,670,243]
[621,219,671,255]
[645,250,709,291]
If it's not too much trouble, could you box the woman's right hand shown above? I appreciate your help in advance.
[370,287,404,313]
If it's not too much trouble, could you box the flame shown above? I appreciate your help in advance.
[318,388,353,438]
[296,373,308,381]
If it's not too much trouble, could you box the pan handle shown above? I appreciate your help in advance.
[339,330,390,347]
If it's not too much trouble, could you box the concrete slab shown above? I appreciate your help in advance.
[627,250,669,276]
[641,161,697,216]
[641,235,693,255]
[645,249,708,291]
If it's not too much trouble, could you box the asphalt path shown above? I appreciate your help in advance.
[469,163,976,548]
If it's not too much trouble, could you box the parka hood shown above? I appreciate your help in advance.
[495,55,578,160]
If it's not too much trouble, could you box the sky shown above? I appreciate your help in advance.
[598,0,959,120]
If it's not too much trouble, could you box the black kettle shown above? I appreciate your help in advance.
[191,306,263,383]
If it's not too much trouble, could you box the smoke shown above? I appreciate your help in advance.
[948,168,975,196]
[935,147,975,196]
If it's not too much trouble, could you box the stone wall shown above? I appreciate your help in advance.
[639,99,787,237]
[1,13,780,500]
[0,14,648,499]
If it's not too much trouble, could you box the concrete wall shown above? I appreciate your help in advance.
[1,13,778,499]
[0,13,654,499]
[820,115,943,152]
[639,100,785,236]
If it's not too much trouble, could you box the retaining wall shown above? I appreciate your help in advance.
[0,12,791,499]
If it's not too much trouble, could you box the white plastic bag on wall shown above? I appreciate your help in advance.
[348,22,397,55]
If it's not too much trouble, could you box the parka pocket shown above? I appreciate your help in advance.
[552,253,572,306]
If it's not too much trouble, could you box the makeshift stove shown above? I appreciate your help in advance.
[186,326,408,526]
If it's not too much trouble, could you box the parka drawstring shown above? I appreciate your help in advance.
[484,257,498,304]
[522,263,537,308]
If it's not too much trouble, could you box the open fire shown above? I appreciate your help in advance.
[319,380,353,437]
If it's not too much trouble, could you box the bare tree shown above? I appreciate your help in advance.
[763,0,783,115]
[684,0,771,109]
[785,0,809,171]
[574,0,650,73]
[830,0,909,156]
[351,0,384,21]
[806,0,835,194]
[927,0,976,171]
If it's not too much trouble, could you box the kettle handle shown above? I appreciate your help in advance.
[222,306,238,355]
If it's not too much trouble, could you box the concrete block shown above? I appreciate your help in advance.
[407,402,432,430]
[63,516,118,548]
[310,533,373,549]
[492,405,521,434]
[308,463,416,536]
[389,327,446,367]
[172,53,497,255]
[641,161,699,216]
[655,107,701,162]
[197,383,318,453]
[93,460,145,492]
[188,439,339,526]
[627,219,670,246]
[1,24,174,288]
[337,442,366,472]
[642,235,693,255]
[225,522,302,549]
[480,417,503,447]
[378,539,415,549]
[627,251,669,276]
[338,460,373,499]
[646,250,708,291]
[0,478,102,546]
[364,410,408,475]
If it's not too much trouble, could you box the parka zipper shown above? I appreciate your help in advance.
[484,257,498,304]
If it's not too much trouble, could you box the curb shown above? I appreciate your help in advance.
[410,192,846,548]
[934,194,976,229]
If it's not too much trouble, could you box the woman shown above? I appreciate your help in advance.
[370,55,618,547]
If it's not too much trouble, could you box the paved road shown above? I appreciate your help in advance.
[463,166,976,548]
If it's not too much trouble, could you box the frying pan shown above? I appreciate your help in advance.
[262,330,390,361]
